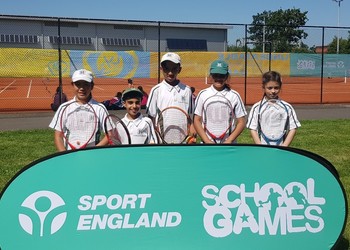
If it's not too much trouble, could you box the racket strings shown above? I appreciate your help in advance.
[158,109,189,143]
[62,105,97,148]
[259,101,289,141]
[104,116,130,145]
[204,101,232,137]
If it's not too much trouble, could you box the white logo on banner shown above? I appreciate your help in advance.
[19,190,67,236]
[202,178,326,237]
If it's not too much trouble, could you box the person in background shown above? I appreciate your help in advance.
[138,86,149,109]
[50,86,68,111]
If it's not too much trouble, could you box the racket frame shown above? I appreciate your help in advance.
[156,106,192,144]
[202,95,234,144]
[103,114,131,145]
[257,98,290,145]
[59,101,98,150]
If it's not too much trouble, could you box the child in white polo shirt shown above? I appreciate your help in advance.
[194,60,247,144]
[146,52,196,140]
[122,88,158,144]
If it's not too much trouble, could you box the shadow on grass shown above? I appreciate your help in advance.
[333,236,349,250]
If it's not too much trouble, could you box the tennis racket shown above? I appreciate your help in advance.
[202,95,234,143]
[104,114,131,145]
[257,99,290,145]
[60,101,98,150]
[156,106,192,144]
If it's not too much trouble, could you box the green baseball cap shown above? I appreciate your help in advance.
[210,60,229,74]
[122,88,143,101]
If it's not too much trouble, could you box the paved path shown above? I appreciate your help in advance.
[0,104,349,131]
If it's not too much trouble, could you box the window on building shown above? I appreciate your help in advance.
[101,37,141,47]
[0,34,39,44]
[166,38,207,51]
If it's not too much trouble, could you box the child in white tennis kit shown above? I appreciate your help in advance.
[247,71,301,146]
[194,60,247,143]
[146,52,195,138]
[121,88,158,144]
[49,69,109,151]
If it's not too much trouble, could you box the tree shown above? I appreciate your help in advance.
[248,9,309,53]
[327,32,350,54]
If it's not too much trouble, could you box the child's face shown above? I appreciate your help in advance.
[124,97,141,119]
[161,61,181,84]
[72,81,93,103]
[263,81,281,100]
[211,73,228,91]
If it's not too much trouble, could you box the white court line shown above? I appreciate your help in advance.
[27,80,33,98]
[0,80,16,94]
[94,86,104,90]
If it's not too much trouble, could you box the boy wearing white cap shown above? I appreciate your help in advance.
[49,69,110,151]
[146,52,195,139]
[121,88,158,144]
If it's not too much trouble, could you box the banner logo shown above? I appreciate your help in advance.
[19,190,67,237]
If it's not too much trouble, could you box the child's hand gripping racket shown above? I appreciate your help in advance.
[156,106,193,144]
[202,95,234,143]
[257,99,290,145]
[104,114,131,145]
[60,101,98,150]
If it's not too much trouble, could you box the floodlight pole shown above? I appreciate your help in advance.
[333,0,343,54]
[262,15,266,53]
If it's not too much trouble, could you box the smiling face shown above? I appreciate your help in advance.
[72,80,93,103]
[210,73,229,91]
[124,97,141,119]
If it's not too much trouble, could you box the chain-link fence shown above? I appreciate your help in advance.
[0,17,349,111]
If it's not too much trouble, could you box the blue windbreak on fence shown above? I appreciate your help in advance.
[290,53,350,77]
[68,50,151,78]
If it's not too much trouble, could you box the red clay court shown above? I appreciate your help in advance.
[0,76,349,111]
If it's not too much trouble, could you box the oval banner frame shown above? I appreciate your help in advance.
[0,145,347,249]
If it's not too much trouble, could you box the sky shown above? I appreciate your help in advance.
[0,0,349,45]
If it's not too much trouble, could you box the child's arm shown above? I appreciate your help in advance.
[54,130,66,152]
[249,129,261,144]
[224,116,246,144]
[96,135,109,147]
[193,114,214,144]
[281,129,297,147]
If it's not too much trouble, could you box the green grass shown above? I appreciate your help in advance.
[1,120,350,249]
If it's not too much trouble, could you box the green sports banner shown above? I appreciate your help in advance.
[0,145,347,249]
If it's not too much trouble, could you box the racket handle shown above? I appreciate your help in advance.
[185,136,196,144]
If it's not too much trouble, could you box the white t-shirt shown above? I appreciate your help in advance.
[146,80,194,118]
[121,114,158,144]
[247,97,301,145]
[49,97,109,150]
[194,85,247,143]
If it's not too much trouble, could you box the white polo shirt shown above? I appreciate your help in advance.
[146,80,193,118]
[49,97,109,149]
[122,114,158,144]
[247,97,301,145]
[194,85,247,143]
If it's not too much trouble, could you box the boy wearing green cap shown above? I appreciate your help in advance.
[121,88,158,144]
[193,60,247,144]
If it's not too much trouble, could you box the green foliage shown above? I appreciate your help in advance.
[327,36,350,54]
[248,9,310,53]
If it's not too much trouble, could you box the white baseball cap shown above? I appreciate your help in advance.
[161,52,181,64]
[72,69,93,83]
